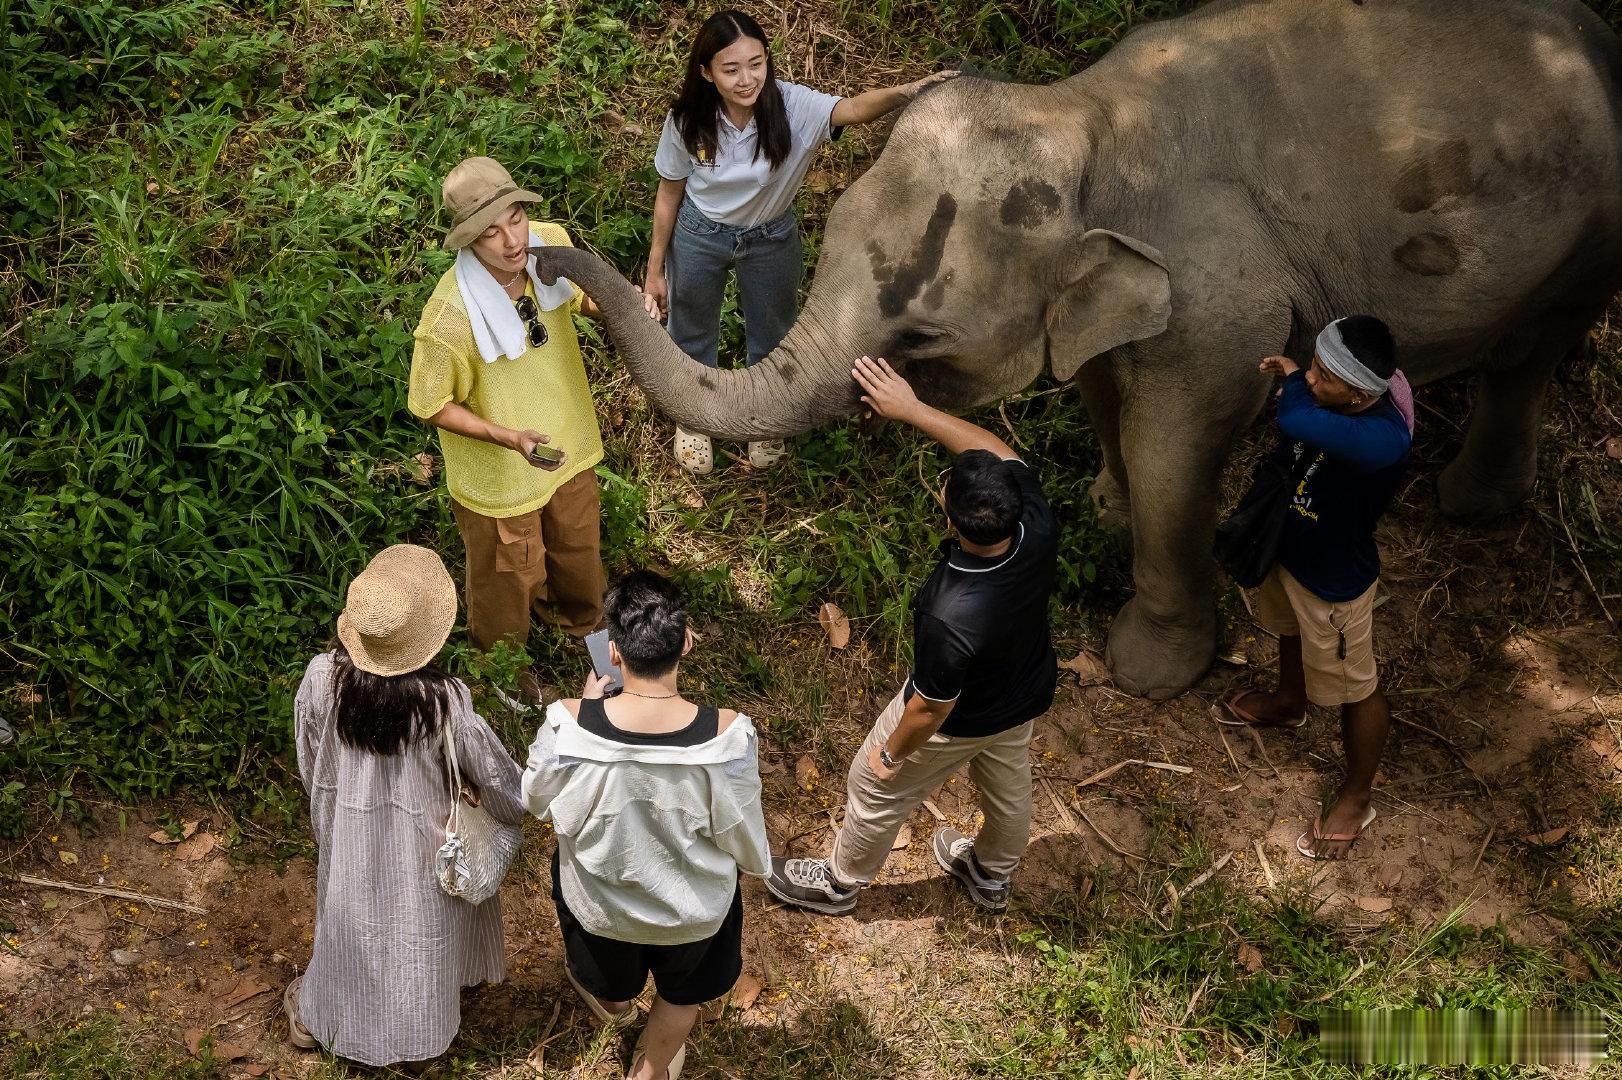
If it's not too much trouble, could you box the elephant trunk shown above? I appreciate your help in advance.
[533,245,859,440]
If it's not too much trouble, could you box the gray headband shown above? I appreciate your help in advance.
[1316,319,1389,396]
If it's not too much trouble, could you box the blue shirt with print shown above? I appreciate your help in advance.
[1270,370,1412,602]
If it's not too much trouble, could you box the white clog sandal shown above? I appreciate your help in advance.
[746,439,786,468]
[674,427,713,475]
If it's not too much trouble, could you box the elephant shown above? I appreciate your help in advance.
[531,0,1622,699]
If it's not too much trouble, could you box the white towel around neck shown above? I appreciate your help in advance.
[453,229,577,364]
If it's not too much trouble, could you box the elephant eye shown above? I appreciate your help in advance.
[898,327,951,355]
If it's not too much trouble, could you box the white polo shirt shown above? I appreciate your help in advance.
[654,80,843,228]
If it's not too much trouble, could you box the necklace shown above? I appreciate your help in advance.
[619,689,680,700]
[500,268,522,289]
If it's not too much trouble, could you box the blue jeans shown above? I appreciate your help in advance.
[665,198,802,368]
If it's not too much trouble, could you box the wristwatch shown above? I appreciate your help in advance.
[879,746,901,769]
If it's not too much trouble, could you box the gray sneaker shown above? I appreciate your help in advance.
[933,827,1011,913]
[764,857,859,915]
[0,717,12,747]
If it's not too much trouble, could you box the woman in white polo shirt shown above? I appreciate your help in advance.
[645,9,954,473]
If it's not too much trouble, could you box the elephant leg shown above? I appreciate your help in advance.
[1076,363,1130,529]
[1436,307,1599,521]
[1105,398,1237,699]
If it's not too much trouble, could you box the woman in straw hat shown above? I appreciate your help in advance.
[407,158,654,707]
[286,545,525,1067]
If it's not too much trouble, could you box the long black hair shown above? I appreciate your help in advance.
[671,10,791,170]
[329,643,458,756]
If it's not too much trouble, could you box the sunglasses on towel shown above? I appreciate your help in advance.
[514,294,548,349]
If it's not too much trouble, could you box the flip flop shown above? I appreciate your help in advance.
[1296,806,1378,860]
[565,962,640,1030]
[1216,688,1307,730]
[284,976,317,1050]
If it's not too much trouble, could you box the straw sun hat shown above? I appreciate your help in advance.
[441,156,544,251]
[336,545,458,677]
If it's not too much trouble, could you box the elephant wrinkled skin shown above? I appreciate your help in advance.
[534,0,1622,699]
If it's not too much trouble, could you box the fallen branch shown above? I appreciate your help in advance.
[1075,759,1193,789]
[10,875,207,915]
[1469,824,1496,877]
[1241,725,1280,779]
[1177,851,1235,903]
[1072,801,1149,862]
[1212,719,1244,777]
[1253,839,1277,889]
[1041,777,1077,831]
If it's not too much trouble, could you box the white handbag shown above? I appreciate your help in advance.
[434,722,523,905]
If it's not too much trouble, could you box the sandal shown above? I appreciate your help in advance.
[565,962,639,1030]
[1216,688,1307,729]
[746,439,786,468]
[627,1029,686,1080]
[674,427,713,475]
[284,976,317,1050]
[1296,806,1378,860]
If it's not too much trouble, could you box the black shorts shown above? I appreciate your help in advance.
[551,850,743,1007]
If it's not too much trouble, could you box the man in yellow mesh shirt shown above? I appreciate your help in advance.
[408,157,651,705]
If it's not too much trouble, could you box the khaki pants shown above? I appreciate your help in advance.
[829,690,1034,885]
[1255,564,1379,707]
[451,470,606,651]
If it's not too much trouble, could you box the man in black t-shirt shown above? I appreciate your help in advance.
[766,356,1058,916]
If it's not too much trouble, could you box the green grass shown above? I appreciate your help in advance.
[3,0,1622,1075]
[0,0,1142,819]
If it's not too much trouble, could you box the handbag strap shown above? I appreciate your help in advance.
[441,718,465,833]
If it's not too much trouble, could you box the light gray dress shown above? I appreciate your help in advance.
[293,651,525,1067]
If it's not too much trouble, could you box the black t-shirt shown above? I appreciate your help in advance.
[904,459,1058,739]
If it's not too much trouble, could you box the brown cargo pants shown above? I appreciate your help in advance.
[450,469,606,650]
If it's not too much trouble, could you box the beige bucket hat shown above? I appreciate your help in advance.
[336,545,458,676]
[441,157,544,250]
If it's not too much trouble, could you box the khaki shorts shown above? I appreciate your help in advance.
[1255,565,1378,707]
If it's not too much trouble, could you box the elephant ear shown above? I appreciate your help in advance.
[1045,229,1172,382]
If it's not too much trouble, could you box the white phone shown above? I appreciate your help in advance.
[584,629,624,695]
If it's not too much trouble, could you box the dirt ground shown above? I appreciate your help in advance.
[3,467,1618,1076]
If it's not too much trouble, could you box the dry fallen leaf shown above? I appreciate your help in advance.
[891,823,913,851]
[1058,649,1110,685]
[145,180,159,195]
[1604,435,1622,461]
[58,851,79,866]
[175,832,218,862]
[805,169,840,194]
[149,821,200,845]
[756,747,781,776]
[1353,896,1393,913]
[243,1066,270,1078]
[1523,827,1570,847]
[921,799,946,822]
[183,1029,248,1062]
[218,975,272,1011]
[411,452,436,486]
[1237,943,1263,973]
[818,602,851,650]
[795,755,820,792]
[682,491,704,509]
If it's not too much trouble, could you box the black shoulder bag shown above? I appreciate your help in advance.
[1213,444,1312,589]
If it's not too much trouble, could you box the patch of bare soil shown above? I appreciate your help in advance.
[5,492,1617,1076]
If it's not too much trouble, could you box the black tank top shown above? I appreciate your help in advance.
[577,696,719,747]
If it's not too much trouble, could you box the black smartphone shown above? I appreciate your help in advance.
[528,443,564,466]
[584,629,624,695]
